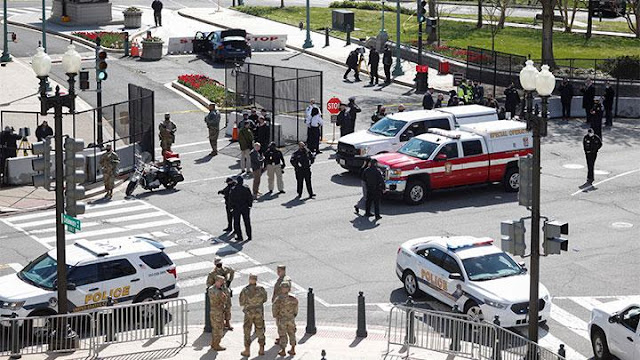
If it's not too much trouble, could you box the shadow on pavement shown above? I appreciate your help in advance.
[350,215,380,231]
[330,173,362,187]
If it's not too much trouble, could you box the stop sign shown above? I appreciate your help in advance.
[326,97,341,115]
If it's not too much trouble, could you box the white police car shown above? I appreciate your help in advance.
[396,236,551,327]
[589,299,640,360]
[0,237,178,321]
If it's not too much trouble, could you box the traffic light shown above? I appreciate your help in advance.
[543,221,569,255]
[79,70,89,90]
[32,136,53,191]
[96,49,108,81]
[417,0,427,23]
[518,155,533,207]
[501,219,526,257]
[64,137,86,217]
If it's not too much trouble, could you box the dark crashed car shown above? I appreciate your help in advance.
[193,29,251,62]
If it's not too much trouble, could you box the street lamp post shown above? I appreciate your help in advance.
[32,43,81,317]
[380,0,386,34]
[392,0,404,76]
[519,60,555,342]
[302,0,313,49]
[1,0,11,62]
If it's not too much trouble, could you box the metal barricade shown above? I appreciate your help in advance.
[387,305,564,360]
[94,298,188,349]
[0,312,95,358]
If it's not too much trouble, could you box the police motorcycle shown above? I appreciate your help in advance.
[125,151,184,196]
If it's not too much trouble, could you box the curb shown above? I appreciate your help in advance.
[0,177,127,217]
[171,80,212,108]
[176,10,417,89]
[6,19,149,54]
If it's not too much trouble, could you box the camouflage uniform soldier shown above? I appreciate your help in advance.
[239,274,267,357]
[99,144,120,199]
[208,275,228,351]
[206,257,235,330]
[272,265,291,344]
[273,282,299,356]
[159,113,177,152]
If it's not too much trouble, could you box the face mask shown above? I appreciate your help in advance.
[216,263,222,268]
[588,132,594,137]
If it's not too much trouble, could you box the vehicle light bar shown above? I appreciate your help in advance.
[447,237,494,251]
[427,128,461,139]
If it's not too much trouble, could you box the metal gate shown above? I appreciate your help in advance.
[225,61,323,144]
[387,305,564,360]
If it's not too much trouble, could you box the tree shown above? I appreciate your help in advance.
[477,0,484,28]
[435,2,458,46]
[484,0,514,30]
[556,0,582,32]
[540,0,557,67]
[280,0,284,8]
[622,0,640,38]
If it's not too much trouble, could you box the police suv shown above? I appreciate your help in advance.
[0,237,178,320]
[396,236,551,327]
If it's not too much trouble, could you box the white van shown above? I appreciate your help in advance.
[336,105,498,171]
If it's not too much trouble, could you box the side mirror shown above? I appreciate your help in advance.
[67,283,76,291]
[608,314,620,323]
[436,153,448,161]
[448,273,463,281]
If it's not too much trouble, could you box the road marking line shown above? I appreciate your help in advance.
[572,168,640,196]
[538,327,587,360]
[238,265,271,275]
[178,276,208,289]
[177,261,214,274]
[28,212,167,234]
[40,218,183,242]
[11,204,153,228]
[550,303,590,341]
[168,251,192,261]
[8,263,23,272]
[569,297,604,312]
[0,218,53,250]
[189,244,236,256]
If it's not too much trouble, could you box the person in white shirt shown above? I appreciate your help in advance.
[305,99,320,123]
[305,107,323,154]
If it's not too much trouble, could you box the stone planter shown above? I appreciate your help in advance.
[123,10,142,29]
[141,40,164,60]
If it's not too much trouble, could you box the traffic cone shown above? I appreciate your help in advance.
[131,40,140,57]
[231,125,239,142]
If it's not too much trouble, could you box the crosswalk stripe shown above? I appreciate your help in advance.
[537,327,587,360]
[168,251,192,261]
[217,255,248,265]
[40,218,182,242]
[177,261,214,274]
[550,304,590,341]
[178,276,208,289]
[189,244,236,256]
[4,200,133,224]
[27,211,167,234]
[23,7,42,11]
[237,265,271,275]
[569,297,604,312]
[8,263,23,272]
[181,293,204,304]
[14,204,153,228]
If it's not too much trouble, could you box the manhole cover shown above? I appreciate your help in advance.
[176,237,206,246]
[563,164,584,169]
[611,222,633,229]
[163,226,193,235]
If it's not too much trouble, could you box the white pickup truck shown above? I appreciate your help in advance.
[589,299,640,360]
[336,105,498,171]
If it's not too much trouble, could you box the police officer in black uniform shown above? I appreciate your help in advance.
[583,128,602,185]
[290,142,315,198]
[589,99,604,139]
[218,177,236,232]
[229,176,253,241]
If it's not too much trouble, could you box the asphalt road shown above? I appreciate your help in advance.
[1,12,639,359]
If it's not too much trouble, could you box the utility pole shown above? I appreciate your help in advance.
[1,0,11,62]
[95,37,103,145]
[392,0,404,76]
[527,88,541,342]
[302,0,313,48]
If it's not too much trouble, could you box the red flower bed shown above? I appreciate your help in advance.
[177,74,221,90]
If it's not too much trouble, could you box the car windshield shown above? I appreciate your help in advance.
[461,253,523,281]
[18,254,70,290]
[398,138,439,160]
[368,117,406,137]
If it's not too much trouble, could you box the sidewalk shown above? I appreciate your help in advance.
[19,323,465,359]
[177,7,455,92]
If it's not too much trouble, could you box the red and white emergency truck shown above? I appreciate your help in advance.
[373,120,532,204]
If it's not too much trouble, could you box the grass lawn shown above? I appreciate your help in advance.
[72,31,125,49]
[235,6,640,59]
[446,13,634,34]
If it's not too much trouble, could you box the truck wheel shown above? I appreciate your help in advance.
[464,301,484,322]
[503,167,519,192]
[404,181,427,205]
[591,329,612,360]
